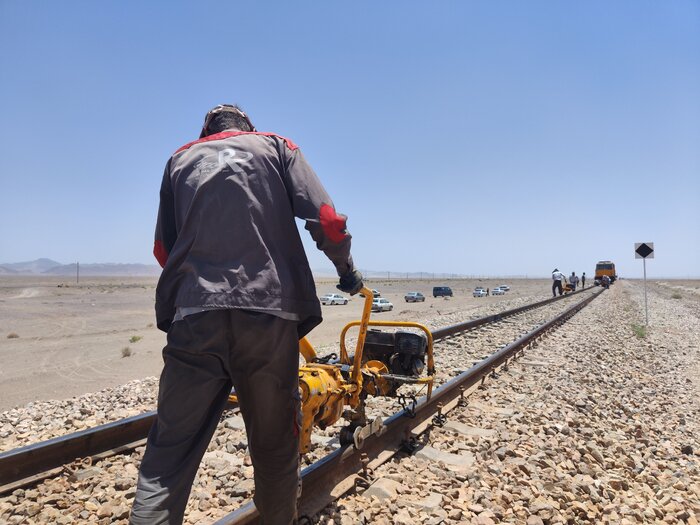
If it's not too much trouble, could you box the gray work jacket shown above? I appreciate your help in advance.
[153,130,354,338]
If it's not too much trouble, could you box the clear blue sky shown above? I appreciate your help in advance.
[1,1,698,278]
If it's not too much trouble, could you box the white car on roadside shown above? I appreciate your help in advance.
[498,284,510,291]
[404,292,426,303]
[371,297,394,312]
[491,287,505,296]
[473,287,487,298]
[320,293,348,305]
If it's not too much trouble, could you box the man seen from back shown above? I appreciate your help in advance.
[129,104,363,525]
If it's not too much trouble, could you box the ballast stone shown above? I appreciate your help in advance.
[405,491,443,511]
[363,478,403,501]
[223,416,245,430]
[443,420,497,439]
[414,445,475,470]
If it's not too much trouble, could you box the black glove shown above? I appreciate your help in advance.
[337,269,363,296]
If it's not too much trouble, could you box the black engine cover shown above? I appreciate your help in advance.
[363,330,428,377]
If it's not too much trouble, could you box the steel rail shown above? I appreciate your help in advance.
[0,286,595,492]
[432,285,589,339]
[0,399,237,493]
[214,287,604,524]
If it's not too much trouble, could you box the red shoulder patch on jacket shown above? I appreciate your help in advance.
[153,240,168,268]
[174,131,298,154]
[319,204,348,244]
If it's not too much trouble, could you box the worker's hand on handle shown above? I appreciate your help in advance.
[337,269,364,295]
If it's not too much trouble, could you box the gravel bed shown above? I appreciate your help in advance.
[313,281,700,524]
[0,288,621,524]
[0,379,159,454]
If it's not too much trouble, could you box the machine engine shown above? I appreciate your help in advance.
[363,330,428,377]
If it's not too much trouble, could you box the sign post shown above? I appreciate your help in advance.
[634,242,654,325]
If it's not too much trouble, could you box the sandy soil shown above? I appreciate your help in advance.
[0,276,555,411]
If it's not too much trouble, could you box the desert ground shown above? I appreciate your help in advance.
[1,278,698,524]
[1,276,556,411]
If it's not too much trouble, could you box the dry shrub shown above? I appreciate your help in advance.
[631,324,647,339]
[7,332,19,339]
[121,347,132,358]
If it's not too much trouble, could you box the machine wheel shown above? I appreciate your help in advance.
[339,426,355,446]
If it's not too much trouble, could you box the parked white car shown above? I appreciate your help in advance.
[473,287,487,298]
[371,297,394,312]
[320,293,348,305]
[498,284,510,291]
[404,292,426,303]
[360,289,381,298]
[491,287,506,295]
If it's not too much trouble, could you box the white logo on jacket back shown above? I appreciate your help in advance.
[218,148,253,170]
[194,148,254,182]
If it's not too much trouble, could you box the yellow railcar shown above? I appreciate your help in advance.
[595,261,617,284]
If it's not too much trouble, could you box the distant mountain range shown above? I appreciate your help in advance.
[0,259,161,276]
[0,258,62,274]
[1,259,476,279]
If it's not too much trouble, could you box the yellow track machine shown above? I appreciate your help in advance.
[230,287,435,453]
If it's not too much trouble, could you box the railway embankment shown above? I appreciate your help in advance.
[315,281,700,524]
[1,281,698,524]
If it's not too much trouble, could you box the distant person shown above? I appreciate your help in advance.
[552,268,565,296]
[486,287,490,296]
[602,274,611,289]
[581,272,586,289]
[569,272,579,291]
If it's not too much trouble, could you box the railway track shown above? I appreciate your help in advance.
[215,287,604,524]
[0,287,604,523]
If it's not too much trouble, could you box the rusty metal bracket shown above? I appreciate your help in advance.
[355,453,373,490]
[398,395,418,418]
[432,403,447,427]
[458,386,468,407]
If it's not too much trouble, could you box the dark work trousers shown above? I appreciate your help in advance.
[552,280,563,296]
[581,278,585,289]
[130,309,301,525]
